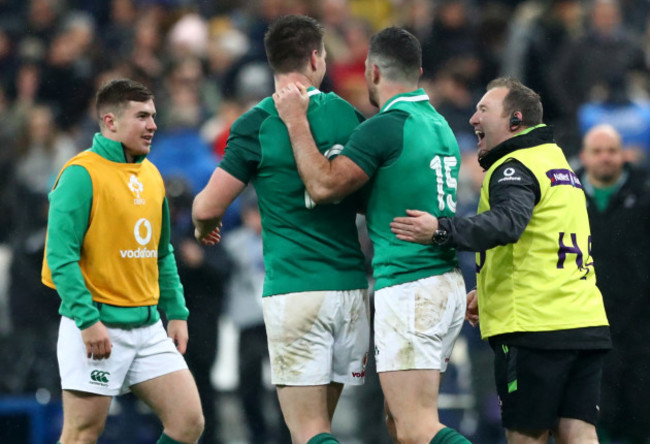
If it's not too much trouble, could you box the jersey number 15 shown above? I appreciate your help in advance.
[430,155,457,213]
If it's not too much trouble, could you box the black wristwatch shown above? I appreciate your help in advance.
[432,229,449,245]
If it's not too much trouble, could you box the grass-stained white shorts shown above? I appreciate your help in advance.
[58,317,188,396]
[262,289,369,386]
[374,269,466,373]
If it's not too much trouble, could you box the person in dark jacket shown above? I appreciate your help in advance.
[577,124,650,443]
[390,77,611,444]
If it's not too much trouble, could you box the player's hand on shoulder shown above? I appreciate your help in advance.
[273,81,309,124]
[81,321,113,360]
[390,209,438,244]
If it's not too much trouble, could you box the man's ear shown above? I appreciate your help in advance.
[310,49,319,71]
[372,63,381,84]
[103,113,117,132]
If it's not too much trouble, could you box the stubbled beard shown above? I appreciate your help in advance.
[368,88,378,108]
[594,170,619,184]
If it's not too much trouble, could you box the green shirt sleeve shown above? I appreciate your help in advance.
[46,165,99,330]
[340,111,406,177]
[218,107,267,183]
[157,197,189,320]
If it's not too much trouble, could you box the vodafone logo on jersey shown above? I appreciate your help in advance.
[120,218,157,258]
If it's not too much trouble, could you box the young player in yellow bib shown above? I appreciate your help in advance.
[390,77,611,444]
[42,79,203,444]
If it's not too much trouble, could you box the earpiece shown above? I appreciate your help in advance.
[510,114,521,130]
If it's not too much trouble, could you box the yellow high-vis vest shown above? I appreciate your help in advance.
[476,143,609,339]
[42,151,165,307]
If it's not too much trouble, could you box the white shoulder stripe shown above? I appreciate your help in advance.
[383,94,430,112]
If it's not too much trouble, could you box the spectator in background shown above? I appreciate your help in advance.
[223,187,290,444]
[37,12,96,130]
[430,67,479,155]
[147,57,219,195]
[328,18,375,116]
[577,73,650,166]
[22,0,62,50]
[128,12,164,86]
[167,176,231,444]
[147,57,243,232]
[421,0,477,81]
[577,124,650,444]
[551,0,646,157]
[395,0,434,44]
[0,27,18,92]
[102,0,138,67]
[204,22,250,98]
[502,0,583,124]
[2,103,76,395]
[155,56,221,131]
[317,0,352,66]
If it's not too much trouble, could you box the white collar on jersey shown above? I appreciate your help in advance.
[307,88,321,97]
[383,94,429,112]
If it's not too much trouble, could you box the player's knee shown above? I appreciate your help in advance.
[166,410,204,442]
[183,410,205,441]
[61,420,106,443]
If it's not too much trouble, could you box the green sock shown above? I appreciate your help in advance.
[157,432,185,444]
[430,427,472,444]
[307,432,340,444]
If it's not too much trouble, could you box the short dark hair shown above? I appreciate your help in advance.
[96,78,154,121]
[264,15,324,74]
[368,27,421,84]
[487,77,543,126]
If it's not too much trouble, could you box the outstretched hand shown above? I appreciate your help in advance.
[390,209,439,244]
[273,82,310,125]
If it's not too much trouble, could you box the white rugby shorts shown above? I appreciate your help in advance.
[262,289,370,386]
[374,269,466,373]
[58,317,188,396]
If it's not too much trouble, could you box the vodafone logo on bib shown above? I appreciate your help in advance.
[120,218,158,258]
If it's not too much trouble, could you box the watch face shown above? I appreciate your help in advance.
[434,230,448,245]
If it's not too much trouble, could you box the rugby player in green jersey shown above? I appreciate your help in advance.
[275,27,470,444]
[193,15,369,444]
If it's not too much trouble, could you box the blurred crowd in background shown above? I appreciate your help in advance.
[2,0,650,443]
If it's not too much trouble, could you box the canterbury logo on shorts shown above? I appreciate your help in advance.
[90,370,110,386]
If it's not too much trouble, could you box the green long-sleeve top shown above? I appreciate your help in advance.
[45,133,188,330]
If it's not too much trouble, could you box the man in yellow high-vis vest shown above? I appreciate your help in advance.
[390,77,610,444]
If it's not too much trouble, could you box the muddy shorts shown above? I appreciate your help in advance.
[374,269,466,373]
[262,289,369,386]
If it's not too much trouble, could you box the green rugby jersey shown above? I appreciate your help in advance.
[342,89,461,290]
[219,88,368,296]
